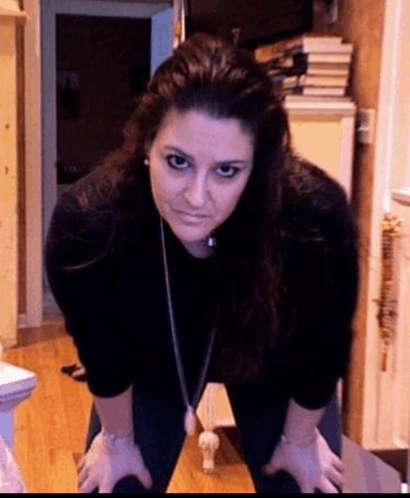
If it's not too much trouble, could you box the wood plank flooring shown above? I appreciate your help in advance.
[4,319,255,493]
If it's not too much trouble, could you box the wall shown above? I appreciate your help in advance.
[336,0,385,444]
[307,0,387,445]
[0,16,19,345]
[56,14,150,177]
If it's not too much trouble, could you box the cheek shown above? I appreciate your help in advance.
[215,182,248,218]
[150,167,180,205]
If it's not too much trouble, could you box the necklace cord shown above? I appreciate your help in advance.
[160,218,216,411]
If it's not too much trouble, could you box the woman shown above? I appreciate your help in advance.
[46,33,358,493]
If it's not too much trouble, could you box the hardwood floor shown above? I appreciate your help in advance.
[4,318,255,493]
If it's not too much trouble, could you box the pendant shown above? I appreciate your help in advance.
[184,406,197,436]
[207,233,217,248]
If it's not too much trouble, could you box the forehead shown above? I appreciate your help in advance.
[152,107,254,158]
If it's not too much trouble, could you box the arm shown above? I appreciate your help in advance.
[264,163,358,492]
[45,192,152,492]
[78,384,153,493]
[94,384,134,437]
[282,397,325,445]
[283,163,358,409]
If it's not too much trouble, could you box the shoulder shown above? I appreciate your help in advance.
[281,156,356,246]
[49,167,115,243]
[46,165,145,267]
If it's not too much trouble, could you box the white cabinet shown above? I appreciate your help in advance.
[285,99,356,198]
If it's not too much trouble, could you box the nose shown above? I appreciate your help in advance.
[184,175,208,208]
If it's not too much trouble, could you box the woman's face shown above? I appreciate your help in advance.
[147,107,255,257]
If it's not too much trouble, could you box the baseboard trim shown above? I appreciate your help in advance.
[18,314,29,329]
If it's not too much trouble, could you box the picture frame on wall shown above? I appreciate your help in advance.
[57,69,80,119]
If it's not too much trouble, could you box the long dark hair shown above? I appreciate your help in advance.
[65,33,305,383]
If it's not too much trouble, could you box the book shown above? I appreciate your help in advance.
[282,75,303,89]
[303,42,353,54]
[254,36,302,63]
[285,94,353,104]
[303,86,346,96]
[302,35,343,45]
[254,35,343,63]
[307,52,352,64]
[303,74,348,87]
[306,64,350,76]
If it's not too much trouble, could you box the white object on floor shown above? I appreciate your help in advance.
[342,435,402,493]
[0,361,37,447]
[0,354,36,492]
[0,434,27,492]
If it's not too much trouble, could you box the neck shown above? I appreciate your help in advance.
[181,239,214,259]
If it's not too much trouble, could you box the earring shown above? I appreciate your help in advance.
[207,232,217,248]
[144,158,149,166]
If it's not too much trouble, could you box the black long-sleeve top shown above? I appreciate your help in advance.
[45,158,358,410]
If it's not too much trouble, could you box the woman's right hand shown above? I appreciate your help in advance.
[77,429,153,493]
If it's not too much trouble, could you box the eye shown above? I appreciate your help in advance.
[216,165,240,179]
[166,154,189,170]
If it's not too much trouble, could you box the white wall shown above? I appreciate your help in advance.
[151,7,172,76]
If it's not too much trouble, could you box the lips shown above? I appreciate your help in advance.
[175,210,209,224]
[178,211,208,218]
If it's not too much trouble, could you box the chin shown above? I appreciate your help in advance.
[170,221,209,244]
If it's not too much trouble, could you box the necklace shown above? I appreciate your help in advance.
[160,218,217,436]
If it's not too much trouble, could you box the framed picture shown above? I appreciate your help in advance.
[57,70,80,119]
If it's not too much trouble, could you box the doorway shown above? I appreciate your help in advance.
[39,1,172,323]
[44,13,151,319]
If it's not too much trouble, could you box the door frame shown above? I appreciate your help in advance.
[24,0,171,327]
[361,0,407,447]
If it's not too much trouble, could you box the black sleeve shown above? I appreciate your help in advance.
[282,167,359,409]
[45,190,134,398]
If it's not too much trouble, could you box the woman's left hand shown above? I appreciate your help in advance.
[262,428,344,493]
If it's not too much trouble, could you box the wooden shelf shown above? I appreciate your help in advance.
[284,99,356,117]
[0,7,27,23]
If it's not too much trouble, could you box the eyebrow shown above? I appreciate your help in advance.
[163,145,249,165]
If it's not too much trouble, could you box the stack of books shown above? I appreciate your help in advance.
[298,35,352,97]
[255,34,353,101]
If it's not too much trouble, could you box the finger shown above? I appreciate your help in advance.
[78,466,90,489]
[300,481,314,494]
[77,456,86,473]
[98,478,113,494]
[136,466,153,489]
[327,466,344,489]
[318,478,339,494]
[79,476,98,494]
[261,462,279,475]
[261,453,283,476]
[331,454,344,473]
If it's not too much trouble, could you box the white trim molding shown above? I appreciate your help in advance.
[25,0,42,327]
[362,0,405,449]
[54,0,169,18]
